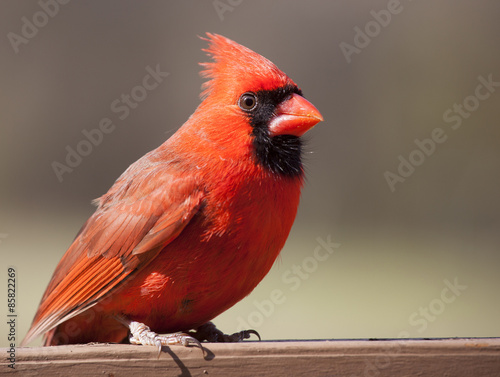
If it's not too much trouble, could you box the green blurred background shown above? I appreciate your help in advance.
[1,1,499,348]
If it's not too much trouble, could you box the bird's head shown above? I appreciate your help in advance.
[183,33,323,178]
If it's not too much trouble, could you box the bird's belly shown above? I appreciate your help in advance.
[119,237,279,332]
[117,222,287,331]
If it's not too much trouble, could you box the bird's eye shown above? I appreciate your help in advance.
[238,92,257,111]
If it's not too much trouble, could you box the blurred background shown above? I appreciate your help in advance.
[1,1,499,348]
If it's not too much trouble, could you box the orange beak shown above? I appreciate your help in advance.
[268,93,323,137]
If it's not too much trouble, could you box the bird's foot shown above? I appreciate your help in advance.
[128,321,202,357]
[190,321,261,342]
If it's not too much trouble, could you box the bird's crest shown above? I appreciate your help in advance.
[199,33,294,100]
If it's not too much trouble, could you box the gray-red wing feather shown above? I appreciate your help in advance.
[22,168,204,345]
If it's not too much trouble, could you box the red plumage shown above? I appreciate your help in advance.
[23,33,323,346]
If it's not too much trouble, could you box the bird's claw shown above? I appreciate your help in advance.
[128,321,203,357]
[191,321,261,342]
[234,329,261,341]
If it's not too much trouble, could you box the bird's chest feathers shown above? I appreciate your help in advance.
[201,172,301,277]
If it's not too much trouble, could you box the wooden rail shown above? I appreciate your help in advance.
[3,338,500,376]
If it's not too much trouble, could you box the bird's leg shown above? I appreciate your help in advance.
[189,321,261,342]
[128,321,202,356]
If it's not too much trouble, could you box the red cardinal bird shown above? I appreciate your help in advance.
[22,33,323,348]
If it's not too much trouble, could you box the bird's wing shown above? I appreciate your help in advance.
[22,168,204,345]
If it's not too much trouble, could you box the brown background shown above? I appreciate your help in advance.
[1,1,499,347]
